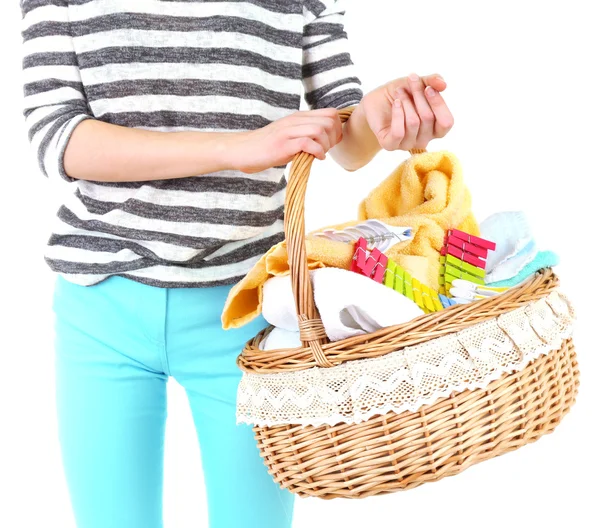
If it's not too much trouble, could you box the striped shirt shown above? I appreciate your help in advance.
[21,0,363,287]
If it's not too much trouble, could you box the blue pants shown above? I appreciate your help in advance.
[53,276,295,528]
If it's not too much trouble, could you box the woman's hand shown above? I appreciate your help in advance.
[360,73,454,151]
[228,109,343,174]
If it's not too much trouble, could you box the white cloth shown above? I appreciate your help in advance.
[485,240,537,283]
[312,268,424,341]
[261,275,299,332]
[480,211,537,283]
[260,268,425,346]
[260,328,302,351]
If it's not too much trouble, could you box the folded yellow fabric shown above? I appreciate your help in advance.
[222,151,479,329]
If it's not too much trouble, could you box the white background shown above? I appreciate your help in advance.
[1,1,599,527]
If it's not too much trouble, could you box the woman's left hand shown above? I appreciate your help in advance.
[360,73,454,151]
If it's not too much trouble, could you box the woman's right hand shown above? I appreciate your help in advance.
[227,109,343,174]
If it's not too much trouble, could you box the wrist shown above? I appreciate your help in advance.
[215,131,250,172]
[214,132,240,172]
[179,131,244,174]
[332,104,380,171]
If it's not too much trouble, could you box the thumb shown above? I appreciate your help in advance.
[422,74,447,92]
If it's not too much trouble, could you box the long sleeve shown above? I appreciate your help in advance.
[21,0,92,182]
[302,0,363,110]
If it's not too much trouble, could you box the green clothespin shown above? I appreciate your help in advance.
[384,260,396,289]
[445,264,485,285]
[394,267,405,294]
[403,271,415,301]
[446,254,486,279]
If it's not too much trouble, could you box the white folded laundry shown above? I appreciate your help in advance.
[485,240,537,283]
[261,274,299,331]
[480,211,533,270]
[260,327,302,351]
[480,211,537,284]
[260,267,424,347]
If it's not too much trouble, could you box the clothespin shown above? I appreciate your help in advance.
[402,271,415,302]
[449,289,492,301]
[393,266,405,294]
[452,279,510,294]
[376,256,447,313]
[439,294,459,307]
[422,291,434,312]
[384,259,396,289]
[445,254,486,279]
[431,293,444,312]
[445,234,489,259]
[448,229,496,251]
[411,277,425,311]
[371,249,388,283]
[444,262,486,286]
[351,237,368,273]
[439,254,449,296]
[441,244,486,269]
[439,294,452,308]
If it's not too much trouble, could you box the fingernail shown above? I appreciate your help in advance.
[425,86,437,98]
[394,99,402,108]
[409,73,420,82]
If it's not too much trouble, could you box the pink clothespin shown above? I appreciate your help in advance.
[371,249,389,283]
[361,248,380,277]
[446,234,488,259]
[351,238,389,282]
[444,244,487,269]
[351,238,368,273]
[448,229,496,251]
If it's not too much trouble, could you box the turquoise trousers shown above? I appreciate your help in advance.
[53,275,294,528]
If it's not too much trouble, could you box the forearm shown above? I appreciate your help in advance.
[64,120,237,182]
[330,103,382,171]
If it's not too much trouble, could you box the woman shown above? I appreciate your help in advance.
[21,1,453,527]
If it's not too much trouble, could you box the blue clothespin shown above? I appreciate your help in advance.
[439,294,452,309]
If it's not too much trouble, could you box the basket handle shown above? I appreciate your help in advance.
[285,106,425,367]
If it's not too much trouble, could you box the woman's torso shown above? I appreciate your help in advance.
[39,1,306,287]
[22,0,362,287]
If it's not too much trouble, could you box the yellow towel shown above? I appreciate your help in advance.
[222,151,479,329]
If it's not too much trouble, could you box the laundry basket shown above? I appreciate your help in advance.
[236,108,579,499]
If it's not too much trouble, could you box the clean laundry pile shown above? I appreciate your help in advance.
[259,211,558,350]
[220,151,560,351]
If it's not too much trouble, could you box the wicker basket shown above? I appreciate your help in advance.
[237,108,579,499]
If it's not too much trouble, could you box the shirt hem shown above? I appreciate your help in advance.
[52,270,244,289]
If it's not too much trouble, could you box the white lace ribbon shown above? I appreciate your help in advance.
[237,291,575,427]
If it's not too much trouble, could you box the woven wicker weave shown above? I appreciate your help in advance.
[238,108,579,499]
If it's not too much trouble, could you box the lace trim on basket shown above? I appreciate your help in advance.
[236,291,575,427]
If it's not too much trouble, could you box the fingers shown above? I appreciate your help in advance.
[290,108,343,146]
[283,108,343,160]
[397,90,420,149]
[407,73,434,148]
[422,73,447,93]
[289,137,326,160]
[424,86,454,138]
[287,124,331,152]
[389,99,405,149]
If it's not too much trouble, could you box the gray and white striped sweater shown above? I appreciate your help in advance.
[21,0,362,287]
